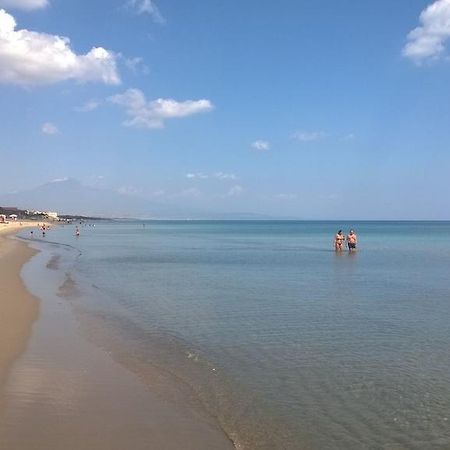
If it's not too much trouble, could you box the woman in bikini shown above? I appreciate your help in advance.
[334,230,345,251]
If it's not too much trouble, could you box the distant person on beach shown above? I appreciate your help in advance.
[347,230,357,252]
[75,227,80,237]
[334,230,345,251]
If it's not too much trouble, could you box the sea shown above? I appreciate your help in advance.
[19,221,450,449]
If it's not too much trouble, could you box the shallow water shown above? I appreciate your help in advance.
[20,221,450,449]
[0,236,233,450]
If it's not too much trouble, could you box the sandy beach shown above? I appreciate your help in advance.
[0,223,41,388]
[0,224,234,450]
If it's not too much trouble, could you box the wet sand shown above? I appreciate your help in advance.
[0,228,235,450]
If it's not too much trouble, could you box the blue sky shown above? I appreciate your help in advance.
[1,0,450,219]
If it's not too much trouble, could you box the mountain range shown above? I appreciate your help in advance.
[0,179,273,220]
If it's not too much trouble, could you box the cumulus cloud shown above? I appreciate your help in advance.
[186,172,236,180]
[251,140,270,151]
[0,0,48,10]
[292,131,326,142]
[403,0,450,63]
[0,10,120,86]
[41,122,58,135]
[127,0,165,23]
[109,88,214,129]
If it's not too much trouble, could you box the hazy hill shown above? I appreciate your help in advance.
[0,179,173,218]
[0,179,274,220]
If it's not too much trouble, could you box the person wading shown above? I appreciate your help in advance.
[347,229,357,252]
[334,230,345,251]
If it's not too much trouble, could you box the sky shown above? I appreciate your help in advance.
[1,0,450,219]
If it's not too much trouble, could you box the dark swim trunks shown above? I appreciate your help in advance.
[348,242,356,249]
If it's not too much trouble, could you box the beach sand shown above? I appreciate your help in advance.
[0,225,234,450]
[0,224,40,389]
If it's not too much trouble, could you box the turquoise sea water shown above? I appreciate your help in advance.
[22,221,450,449]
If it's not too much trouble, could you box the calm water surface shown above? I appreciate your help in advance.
[24,221,450,449]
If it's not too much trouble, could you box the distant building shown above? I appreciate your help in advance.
[8,214,18,221]
[46,211,58,220]
[0,206,21,219]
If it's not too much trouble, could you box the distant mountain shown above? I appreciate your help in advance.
[0,179,276,220]
[0,179,176,218]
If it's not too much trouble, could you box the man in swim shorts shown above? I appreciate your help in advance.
[347,230,357,252]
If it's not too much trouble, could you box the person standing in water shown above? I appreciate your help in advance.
[347,229,357,252]
[334,230,345,251]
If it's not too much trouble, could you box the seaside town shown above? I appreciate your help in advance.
[0,206,59,224]
[0,206,103,226]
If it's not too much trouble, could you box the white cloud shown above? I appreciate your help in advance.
[0,0,48,10]
[75,99,100,112]
[124,56,149,74]
[109,88,214,129]
[292,131,326,142]
[227,185,243,197]
[186,172,209,179]
[127,0,165,24]
[41,122,58,135]
[251,140,270,151]
[403,0,450,63]
[214,171,236,180]
[186,172,236,180]
[0,10,120,86]
[50,177,68,183]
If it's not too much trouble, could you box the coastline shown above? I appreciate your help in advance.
[0,224,40,389]
[0,226,235,450]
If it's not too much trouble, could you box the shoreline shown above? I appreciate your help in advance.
[0,224,41,389]
[0,226,235,450]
